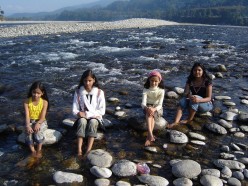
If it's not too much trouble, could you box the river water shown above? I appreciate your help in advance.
[0,24,248,185]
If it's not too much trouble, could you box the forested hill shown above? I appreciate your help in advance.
[10,0,248,26]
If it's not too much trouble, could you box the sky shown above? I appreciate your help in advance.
[0,0,98,15]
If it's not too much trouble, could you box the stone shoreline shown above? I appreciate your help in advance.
[0,18,180,38]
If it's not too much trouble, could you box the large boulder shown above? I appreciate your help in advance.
[172,159,201,178]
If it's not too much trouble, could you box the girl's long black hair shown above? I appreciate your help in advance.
[187,62,211,83]
[78,69,100,89]
[27,81,49,109]
[144,76,165,89]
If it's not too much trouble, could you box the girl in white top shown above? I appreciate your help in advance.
[72,70,106,157]
[141,70,165,146]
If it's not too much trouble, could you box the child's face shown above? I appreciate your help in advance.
[149,76,160,88]
[32,88,43,101]
[193,66,203,78]
[83,76,95,91]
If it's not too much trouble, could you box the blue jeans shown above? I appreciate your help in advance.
[179,96,213,113]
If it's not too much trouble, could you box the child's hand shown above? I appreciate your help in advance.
[26,126,34,134]
[78,111,86,118]
[33,123,41,133]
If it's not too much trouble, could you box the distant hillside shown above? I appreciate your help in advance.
[7,0,124,20]
[6,0,248,26]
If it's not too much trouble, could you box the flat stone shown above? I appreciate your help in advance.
[87,149,113,168]
[227,177,241,186]
[94,178,110,186]
[188,132,206,140]
[234,132,245,138]
[116,181,131,186]
[214,159,245,170]
[205,123,227,135]
[220,111,238,121]
[173,177,193,186]
[200,175,223,186]
[215,96,231,100]
[201,169,220,177]
[53,171,83,184]
[169,130,188,144]
[218,119,233,129]
[138,174,169,186]
[111,160,137,177]
[190,140,206,146]
[241,99,248,105]
[172,159,201,178]
[90,166,112,178]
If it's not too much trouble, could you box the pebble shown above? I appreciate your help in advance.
[227,177,241,186]
[240,99,248,105]
[144,146,157,153]
[116,180,131,186]
[173,177,193,186]
[233,132,245,138]
[94,178,110,186]
[215,96,231,100]
[190,140,206,146]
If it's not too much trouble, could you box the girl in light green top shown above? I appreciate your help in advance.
[141,70,165,146]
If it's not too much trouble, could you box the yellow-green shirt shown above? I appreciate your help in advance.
[28,97,44,120]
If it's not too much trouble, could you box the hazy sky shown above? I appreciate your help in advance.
[1,0,98,15]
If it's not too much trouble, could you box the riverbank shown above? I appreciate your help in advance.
[0,18,179,38]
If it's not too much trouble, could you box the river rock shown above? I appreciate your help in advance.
[138,174,169,186]
[173,177,193,186]
[215,96,231,100]
[233,132,245,138]
[230,143,241,151]
[200,175,223,186]
[111,159,137,177]
[17,129,62,145]
[87,149,113,168]
[0,124,8,133]
[238,112,248,122]
[62,118,75,127]
[221,166,232,178]
[220,153,235,159]
[232,171,244,180]
[190,140,206,146]
[169,130,188,144]
[166,91,179,99]
[188,132,206,140]
[114,111,126,117]
[144,146,157,153]
[174,87,184,95]
[90,166,112,178]
[201,169,220,177]
[171,159,201,178]
[107,97,119,102]
[218,64,227,72]
[116,180,131,186]
[220,145,229,152]
[94,178,110,186]
[223,101,236,106]
[217,119,232,129]
[244,169,248,179]
[237,157,248,165]
[227,177,241,186]
[53,171,83,184]
[241,99,248,105]
[240,125,248,132]
[127,108,168,131]
[213,159,245,170]
[205,123,227,135]
[220,111,238,121]
[215,72,223,78]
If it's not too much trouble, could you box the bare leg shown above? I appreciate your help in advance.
[36,143,43,158]
[77,137,83,156]
[145,115,154,146]
[180,108,196,124]
[29,144,36,157]
[168,107,183,128]
[85,137,94,155]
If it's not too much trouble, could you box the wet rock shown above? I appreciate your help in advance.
[201,169,220,177]
[116,180,131,186]
[174,87,184,95]
[238,112,248,122]
[237,157,248,165]
[169,130,188,144]
[171,159,201,178]
[107,97,119,102]
[17,129,62,145]
[138,174,169,186]
[87,149,113,168]
[188,132,206,140]
[173,177,193,186]
[220,111,238,121]
[53,171,83,184]
[227,177,241,186]
[240,125,248,132]
[215,72,223,78]
[62,118,75,127]
[220,145,230,152]
[244,169,248,179]
[62,157,80,170]
[218,64,227,72]
[169,159,182,166]
[221,166,232,178]
[220,153,235,159]
[200,175,223,186]
[223,101,236,106]
[115,106,121,111]
[114,111,126,117]
[166,91,179,99]
[144,146,157,153]
[233,132,245,138]
[218,119,232,129]
[205,123,227,135]
[0,124,8,133]
[94,178,110,186]
[90,166,112,178]
[230,143,241,151]
[125,103,132,108]
[240,99,248,105]
[190,140,205,146]
[213,159,245,170]
[214,96,231,100]
[232,171,244,180]
[111,159,137,177]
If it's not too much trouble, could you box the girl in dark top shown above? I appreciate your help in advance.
[168,62,213,128]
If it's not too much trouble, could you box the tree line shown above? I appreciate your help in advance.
[4,0,248,26]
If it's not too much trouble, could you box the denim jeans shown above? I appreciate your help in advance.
[179,96,213,113]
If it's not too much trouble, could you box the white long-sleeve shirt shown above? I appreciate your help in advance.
[72,86,106,120]
[141,87,165,111]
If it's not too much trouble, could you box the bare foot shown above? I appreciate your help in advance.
[31,151,37,157]
[36,150,42,158]
[167,123,178,129]
[145,139,151,146]
[180,120,192,124]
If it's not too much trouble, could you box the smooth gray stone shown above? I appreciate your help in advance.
[214,159,245,170]
[169,130,188,144]
[227,177,241,186]
[173,177,193,186]
[201,169,220,177]
[111,160,137,177]
[53,171,83,184]
[94,178,110,186]
[232,171,244,180]
[188,132,206,140]
[87,149,113,168]
[200,175,223,186]
[205,123,227,134]
[221,166,232,178]
[138,174,169,186]
[172,159,201,178]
